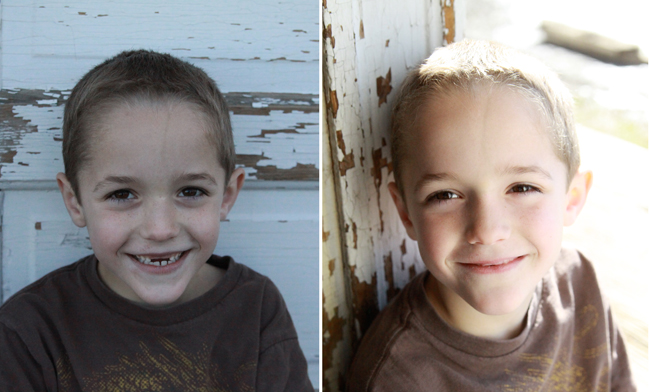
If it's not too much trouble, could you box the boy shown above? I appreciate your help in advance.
[0,50,312,391]
[346,40,635,391]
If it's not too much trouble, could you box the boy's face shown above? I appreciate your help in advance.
[58,101,243,307]
[390,86,588,317]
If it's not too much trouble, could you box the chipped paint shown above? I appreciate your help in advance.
[376,68,392,107]
[329,89,339,118]
[350,266,379,340]
[336,130,355,176]
[441,0,456,45]
[324,24,336,48]
[322,103,355,392]
[323,0,456,389]
[383,252,399,302]
[0,90,318,182]
[254,163,317,181]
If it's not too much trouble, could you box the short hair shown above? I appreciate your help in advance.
[391,40,578,193]
[62,49,234,198]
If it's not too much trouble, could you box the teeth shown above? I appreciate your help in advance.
[135,252,183,266]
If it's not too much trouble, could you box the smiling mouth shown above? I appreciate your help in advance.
[459,255,526,274]
[131,251,185,267]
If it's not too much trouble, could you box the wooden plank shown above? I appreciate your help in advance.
[1,0,318,93]
[0,89,318,182]
[322,105,353,392]
[1,187,319,386]
[322,0,457,389]
[542,21,647,65]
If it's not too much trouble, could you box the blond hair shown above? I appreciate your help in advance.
[391,40,578,192]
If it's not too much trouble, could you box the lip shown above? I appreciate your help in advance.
[128,250,188,275]
[457,255,526,274]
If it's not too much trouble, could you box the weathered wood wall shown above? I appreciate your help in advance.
[0,1,319,387]
[321,1,465,390]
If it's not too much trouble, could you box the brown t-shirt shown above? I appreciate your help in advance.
[0,255,312,392]
[346,249,635,391]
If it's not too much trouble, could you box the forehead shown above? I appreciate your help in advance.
[401,86,565,186]
[80,101,221,180]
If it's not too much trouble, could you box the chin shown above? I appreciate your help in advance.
[466,288,532,316]
[135,287,186,307]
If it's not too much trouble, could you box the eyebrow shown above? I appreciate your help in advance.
[414,172,458,193]
[178,172,218,186]
[500,165,554,180]
[93,176,136,193]
[92,172,218,193]
[413,165,553,192]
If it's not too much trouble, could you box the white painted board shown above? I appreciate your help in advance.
[0,91,318,182]
[1,0,318,93]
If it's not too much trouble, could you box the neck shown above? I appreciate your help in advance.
[424,274,533,340]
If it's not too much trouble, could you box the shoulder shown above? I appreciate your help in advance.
[546,248,601,300]
[346,273,425,392]
[0,255,93,329]
[217,257,297,349]
[220,257,285,307]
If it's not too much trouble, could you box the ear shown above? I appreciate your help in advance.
[56,172,87,228]
[563,170,592,226]
[388,182,417,240]
[220,167,245,221]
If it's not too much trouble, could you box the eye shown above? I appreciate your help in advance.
[426,190,459,204]
[509,184,541,194]
[107,189,134,202]
[179,187,206,198]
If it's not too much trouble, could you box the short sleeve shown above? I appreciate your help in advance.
[608,307,636,392]
[255,279,313,392]
[0,322,48,392]
[257,337,313,392]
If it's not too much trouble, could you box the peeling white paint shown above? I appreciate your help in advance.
[324,0,451,309]
[2,97,318,182]
[1,0,318,93]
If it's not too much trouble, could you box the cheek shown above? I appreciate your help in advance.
[518,197,565,248]
[84,208,135,252]
[412,210,462,261]
[184,205,221,245]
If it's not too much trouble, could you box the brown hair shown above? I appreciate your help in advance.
[391,40,578,193]
[62,49,234,198]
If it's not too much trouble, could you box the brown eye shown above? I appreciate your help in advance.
[111,190,132,200]
[509,184,540,193]
[427,191,459,204]
[179,188,205,198]
[433,191,457,200]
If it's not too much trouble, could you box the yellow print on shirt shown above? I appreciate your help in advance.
[501,304,610,392]
[55,336,256,392]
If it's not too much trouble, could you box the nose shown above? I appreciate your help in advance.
[465,198,511,245]
[140,198,180,242]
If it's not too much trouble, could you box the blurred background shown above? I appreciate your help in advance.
[465,0,647,147]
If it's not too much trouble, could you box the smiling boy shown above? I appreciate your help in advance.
[346,40,635,391]
[0,50,311,391]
